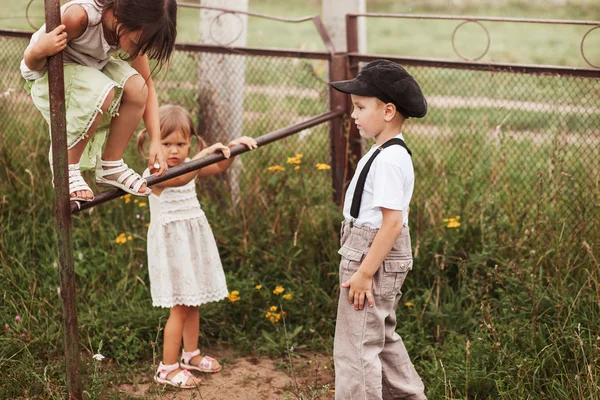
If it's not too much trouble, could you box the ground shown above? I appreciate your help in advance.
[118,350,335,400]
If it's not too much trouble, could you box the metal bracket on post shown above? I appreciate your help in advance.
[44,0,83,398]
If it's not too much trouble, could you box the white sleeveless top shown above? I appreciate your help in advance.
[21,0,118,80]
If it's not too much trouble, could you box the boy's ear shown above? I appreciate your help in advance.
[383,102,397,122]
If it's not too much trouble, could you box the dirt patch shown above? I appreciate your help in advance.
[118,350,335,400]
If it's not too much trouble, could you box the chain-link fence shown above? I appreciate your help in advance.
[0,33,332,205]
[1,30,599,223]
[342,60,599,228]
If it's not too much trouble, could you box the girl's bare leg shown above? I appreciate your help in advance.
[67,88,115,200]
[101,74,148,193]
[183,308,221,371]
[163,305,202,383]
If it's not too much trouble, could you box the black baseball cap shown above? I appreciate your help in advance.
[330,59,427,118]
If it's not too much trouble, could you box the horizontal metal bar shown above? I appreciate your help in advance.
[72,108,344,214]
[175,42,330,59]
[347,13,600,26]
[178,2,315,23]
[0,28,32,38]
[348,53,600,78]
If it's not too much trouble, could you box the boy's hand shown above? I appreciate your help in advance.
[206,142,231,159]
[228,136,258,150]
[341,269,375,310]
[36,25,68,58]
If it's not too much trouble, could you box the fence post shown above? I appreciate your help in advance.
[44,1,83,398]
[329,54,349,205]
[345,14,363,169]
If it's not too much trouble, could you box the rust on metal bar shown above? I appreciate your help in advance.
[348,53,600,78]
[72,109,344,213]
[346,13,600,26]
[175,42,330,60]
[44,0,83,399]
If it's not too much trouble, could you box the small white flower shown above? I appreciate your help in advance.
[78,252,83,261]
[53,262,58,269]
[57,287,61,296]
[92,353,105,361]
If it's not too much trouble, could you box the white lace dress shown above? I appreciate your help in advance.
[145,170,228,308]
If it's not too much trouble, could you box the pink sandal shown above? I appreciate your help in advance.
[153,361,200,388]
[180,349,222,373]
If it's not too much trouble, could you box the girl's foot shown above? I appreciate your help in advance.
[68,163,94,202]
[95,157,150,196]
[154,362,201,389]
[181,349,222,373]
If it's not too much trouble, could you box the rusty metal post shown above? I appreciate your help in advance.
[329,54,349,205]
[345,14,363,170]
[44,1,83,398]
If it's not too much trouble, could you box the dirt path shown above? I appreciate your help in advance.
[118,350,335,400]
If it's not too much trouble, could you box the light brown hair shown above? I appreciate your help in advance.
[136,104,204,158]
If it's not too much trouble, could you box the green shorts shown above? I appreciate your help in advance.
[25,57,139,170]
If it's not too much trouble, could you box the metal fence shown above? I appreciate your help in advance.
[344,14,600,225]
[1,13,599,220]
[0,33,333,206]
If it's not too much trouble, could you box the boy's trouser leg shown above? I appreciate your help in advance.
[380,295,426,400]
[334,294,385,400]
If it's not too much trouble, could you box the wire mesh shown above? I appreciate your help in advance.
[0,35,332,205]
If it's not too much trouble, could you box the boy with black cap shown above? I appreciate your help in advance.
[330,59,427,400]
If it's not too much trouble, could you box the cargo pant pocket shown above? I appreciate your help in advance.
[381,258,412,298]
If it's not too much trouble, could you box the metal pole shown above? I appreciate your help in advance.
[345,14,363,187]
[44,1,83,398]
[329,54,349,206]
[72,109,345,213]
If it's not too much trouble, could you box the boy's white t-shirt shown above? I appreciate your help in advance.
[342,133,414,229]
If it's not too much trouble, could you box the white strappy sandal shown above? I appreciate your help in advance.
[154,361,200,388]
[95,157,151,196]
[68,163,94,202]
[180,349,222,373]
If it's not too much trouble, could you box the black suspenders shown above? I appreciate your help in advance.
[349,138,412,219]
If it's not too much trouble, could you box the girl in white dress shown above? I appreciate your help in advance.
[137,104,257,388]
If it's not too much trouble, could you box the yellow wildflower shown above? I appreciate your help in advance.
[123,194,132,204]
[115,233,128,245]
[265,312,281,323]
[255,284,262,290]
[282,293,293,300]
[404,301,414,308]
[315,163,331,171]
[269,306,278,312]
[287,156,302,165]
[138,202,147,208]
[273,286,285,295]
[267,165,285,172]
[443,216,461,228]
[227,290,240,303]
[127,235,132,241]
[134,199,139,204]
[294,166,300,171]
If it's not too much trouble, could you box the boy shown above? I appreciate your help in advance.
[330,59,427,400]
